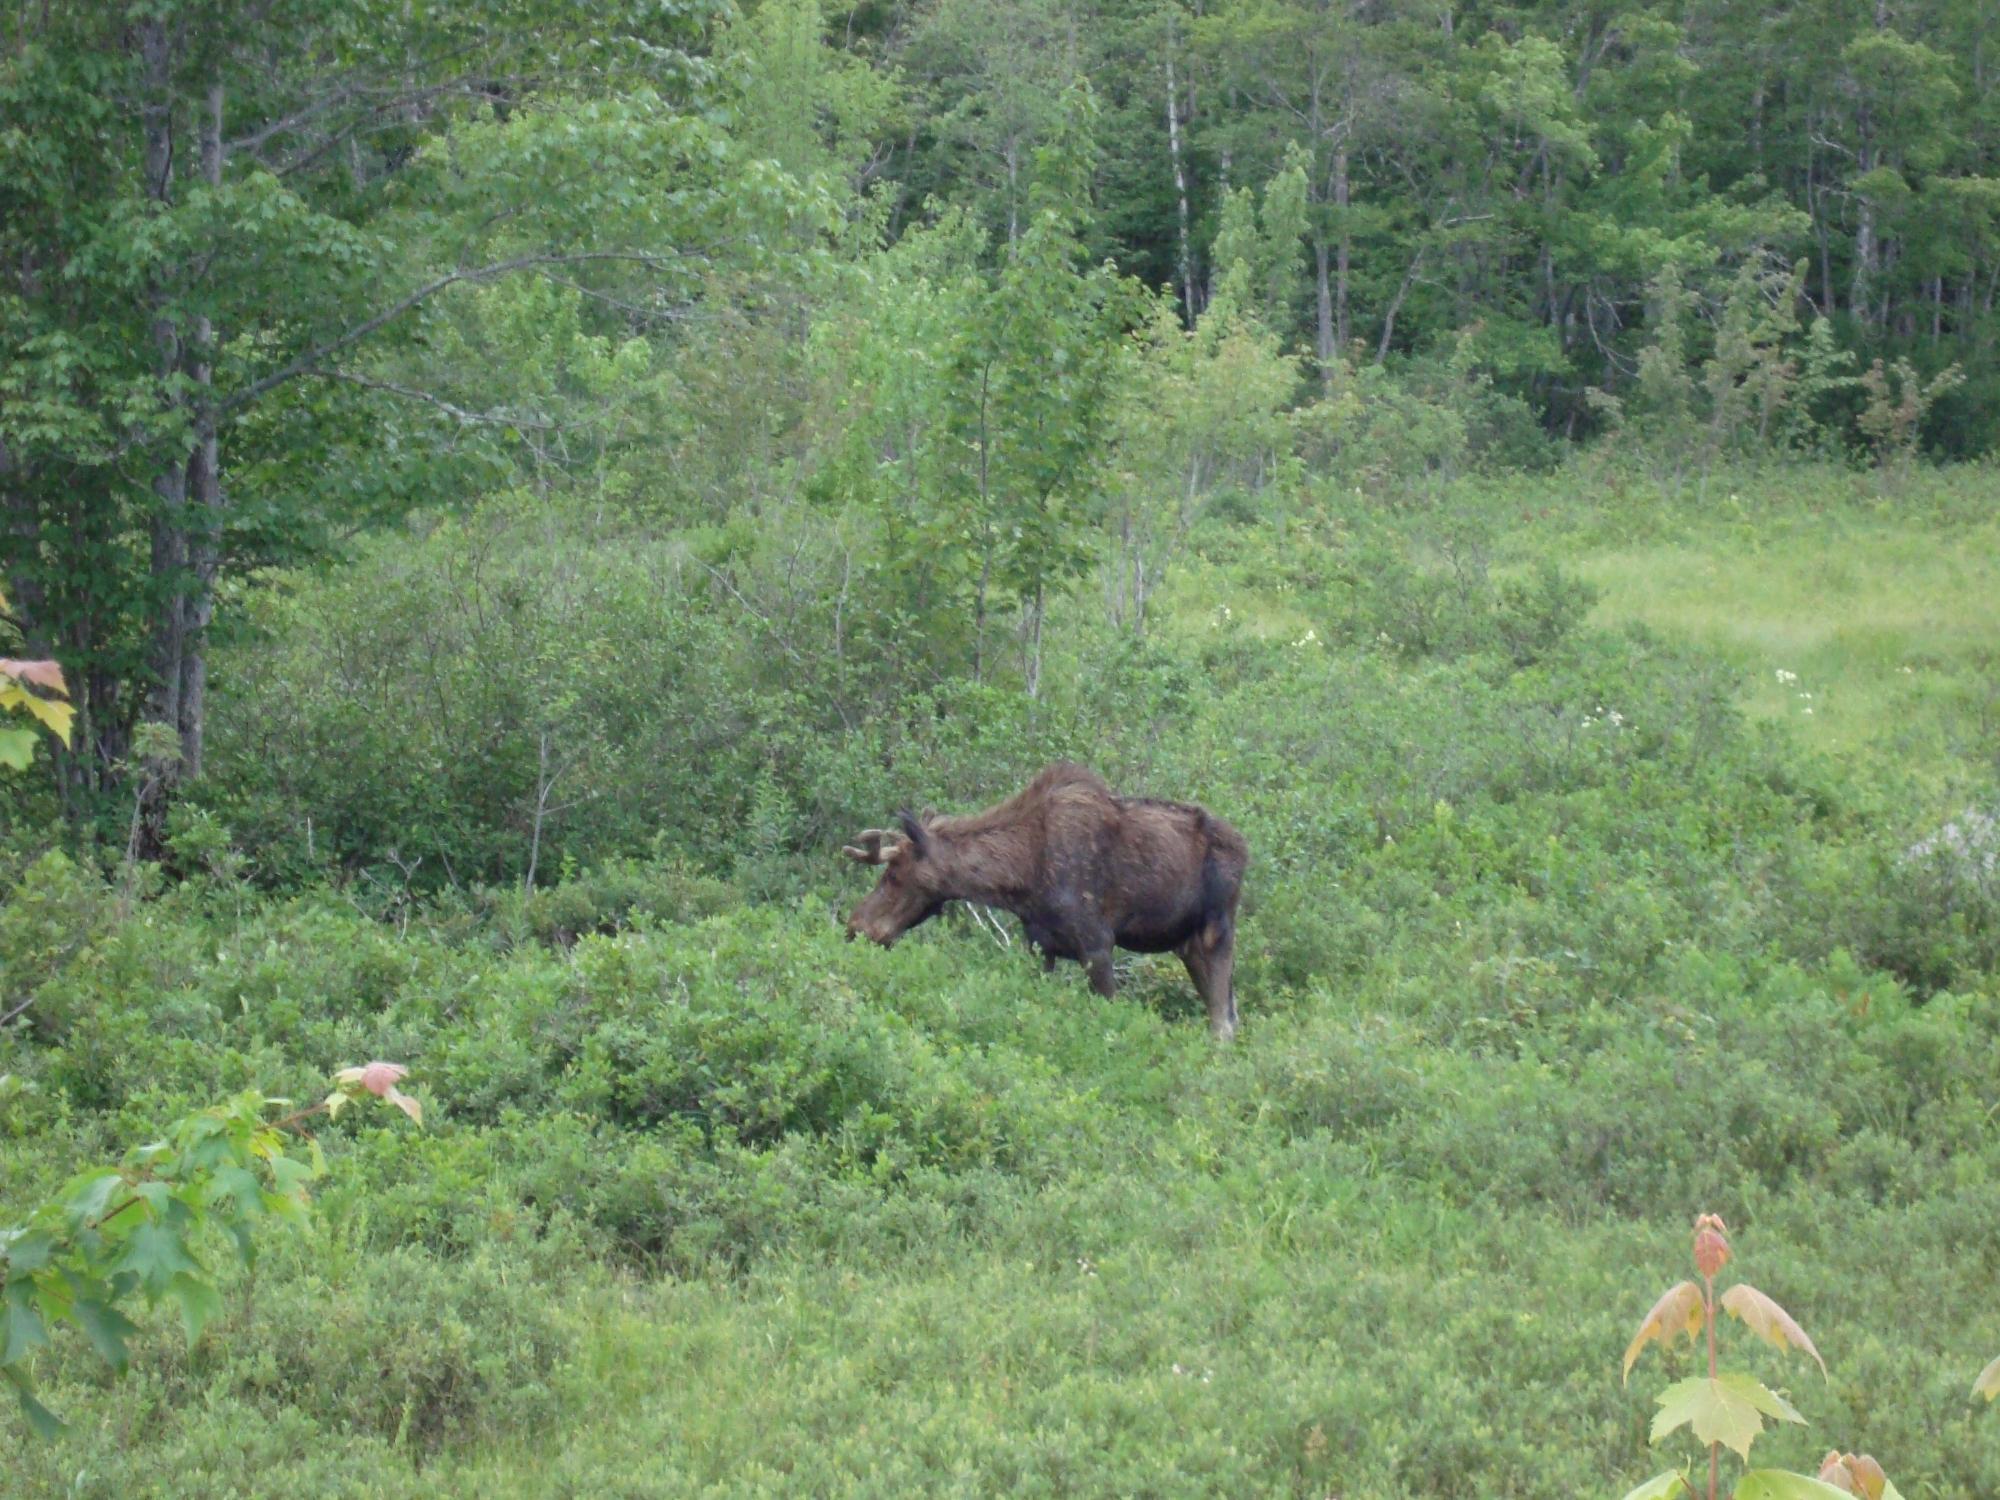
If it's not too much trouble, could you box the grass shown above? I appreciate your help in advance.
[1567,511,2000,778]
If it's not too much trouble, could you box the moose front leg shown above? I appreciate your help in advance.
[1019,916,1063,974]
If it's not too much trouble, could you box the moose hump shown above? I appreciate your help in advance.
[842,762,1249,1040]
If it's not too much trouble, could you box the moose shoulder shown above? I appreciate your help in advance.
[842,763,1249,1040]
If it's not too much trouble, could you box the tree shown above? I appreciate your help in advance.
[0,0,818,846]
[1106,280,1304,632]
[900,0,1084,247]
[809,84,1136,694]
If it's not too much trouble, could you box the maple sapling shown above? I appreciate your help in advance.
[1616,1213,1904,1500]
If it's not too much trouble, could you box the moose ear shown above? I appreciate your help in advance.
[898,809,931,858]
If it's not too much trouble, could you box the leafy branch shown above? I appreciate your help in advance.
[2,1063,424,1436]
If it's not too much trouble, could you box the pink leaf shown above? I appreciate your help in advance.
[357,1061,408,1098]
[0,658,67,694]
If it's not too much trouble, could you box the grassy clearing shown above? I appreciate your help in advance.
[1567,512,2000,779]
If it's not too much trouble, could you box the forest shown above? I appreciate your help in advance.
[4,0,2000,1495]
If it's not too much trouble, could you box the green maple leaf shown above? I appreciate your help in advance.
[2,1363,63,1439]
[1735,1472,1870,1500]
[1651,1372,1804,1460]
[109,1221,200,1300]
[70,1296,139,1373]
[0,727,36,770]
[168,1274,222,1348]
[2,1282,50,1365]
[1617,1472,1692,1500]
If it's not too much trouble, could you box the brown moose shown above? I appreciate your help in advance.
[842,763,1249,1040]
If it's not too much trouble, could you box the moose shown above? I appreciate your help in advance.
[842,763,1249,1039]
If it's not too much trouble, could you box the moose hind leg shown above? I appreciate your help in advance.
[1084,945,1117,998]
[1178,921,1238,1041]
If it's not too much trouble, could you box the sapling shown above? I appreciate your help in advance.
[1617,1213,1904,1500]
[2,1062,424,1435]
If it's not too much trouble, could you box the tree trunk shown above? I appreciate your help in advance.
[1852,200,1875,326]
[973,364,993,681]
[1314,237,1335,390]
[1377,246,1425,362]
[1851,125,1878,325]
[137,16,184,856]
[1025,584,1045,699]
[1332,148,1351,352]
[1006,140,1020,248]
[179,82,225,783]
[1808,154,1833,316]
[136,48,228,856]
[1164,33,1196,325]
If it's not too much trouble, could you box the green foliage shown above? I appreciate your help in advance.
[6,0,2000,1484]
[1105,290,1304,629]
[1857,359,1967,468]
[2,1068,420,1434]
[4,464,1999,1490]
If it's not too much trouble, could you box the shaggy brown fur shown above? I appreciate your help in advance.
[842,763,1250,1039]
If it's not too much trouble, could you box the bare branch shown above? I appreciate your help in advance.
[310,370,558,430]
[219,249,710,418]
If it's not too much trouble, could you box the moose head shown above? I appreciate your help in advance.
[842,811,948,946]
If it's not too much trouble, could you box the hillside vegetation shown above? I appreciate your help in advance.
[6,466,2000,1496]
[6,0,2000,1494]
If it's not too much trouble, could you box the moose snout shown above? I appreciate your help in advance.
[844,911,894,947]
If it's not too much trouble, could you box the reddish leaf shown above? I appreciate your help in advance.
[1624,1280,1705,1385]
[1814,1452,1891,1500]
[333,1060,408,1098]
[0,659,66,694]
[1849,1455,1888,1500]
[1818,1452,1858,1491]
[1722,1283,1826,1378]
[1693,1213,1731,1279]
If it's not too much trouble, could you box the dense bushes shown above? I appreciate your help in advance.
[5,831,2000,1493]
[7,474,2000,1495]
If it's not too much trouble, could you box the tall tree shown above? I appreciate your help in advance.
[0,0,818,840]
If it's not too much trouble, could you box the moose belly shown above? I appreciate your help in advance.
[1113,909,1206,954]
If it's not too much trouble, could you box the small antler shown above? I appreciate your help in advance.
[841,828,901,864]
